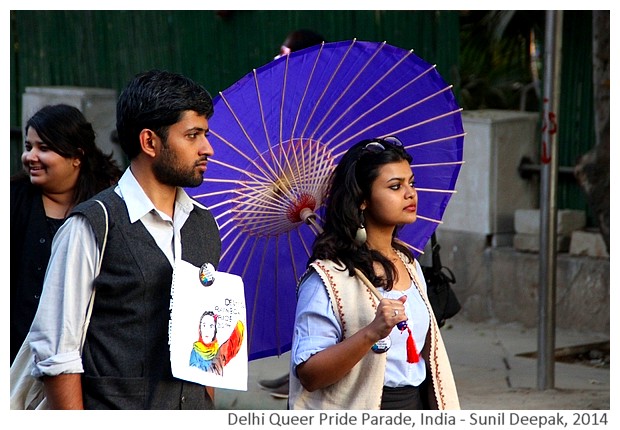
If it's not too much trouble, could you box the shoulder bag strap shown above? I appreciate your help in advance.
[78,199,109,352]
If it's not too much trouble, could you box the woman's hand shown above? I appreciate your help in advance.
[367,295,408,341]
[296,296,408,392]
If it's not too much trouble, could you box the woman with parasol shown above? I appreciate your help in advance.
[289,136,460,410]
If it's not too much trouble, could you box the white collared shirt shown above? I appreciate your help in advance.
[29,168,205,377]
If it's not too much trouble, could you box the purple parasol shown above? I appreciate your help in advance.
[188,40,464,360]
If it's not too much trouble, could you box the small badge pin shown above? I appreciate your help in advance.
[199,262,216,286]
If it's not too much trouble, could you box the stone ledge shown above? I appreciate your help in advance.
[433,230,610,334]
[514,209,586,235]
[570,230,609,258]
[513,233,571,252]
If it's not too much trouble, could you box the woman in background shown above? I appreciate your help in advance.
[274,28,325,59]
[10,104,122,364]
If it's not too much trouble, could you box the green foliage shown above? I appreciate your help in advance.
[459,11,545,111]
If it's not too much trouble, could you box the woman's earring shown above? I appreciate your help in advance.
[354,211,367,245]
[355,225,367,245]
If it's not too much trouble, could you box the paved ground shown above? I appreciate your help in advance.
[214,316,610,410]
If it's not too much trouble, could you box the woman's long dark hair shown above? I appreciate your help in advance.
[311,138,415,291]
[22,104,122,210]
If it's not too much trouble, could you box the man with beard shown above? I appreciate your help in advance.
[28,70,222,409]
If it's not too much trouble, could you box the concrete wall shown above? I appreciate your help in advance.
[430,109,609,335]
[441,110,539,244]
[432,229,609,336]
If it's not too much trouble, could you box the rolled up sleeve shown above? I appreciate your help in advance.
[291,271,341,373]
[29,215,99,378]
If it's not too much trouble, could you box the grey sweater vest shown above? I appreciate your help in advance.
[72,187,221,409]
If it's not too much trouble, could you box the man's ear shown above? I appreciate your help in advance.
[139,129,158,158]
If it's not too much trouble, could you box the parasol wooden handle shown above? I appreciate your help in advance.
[354,268,383,300]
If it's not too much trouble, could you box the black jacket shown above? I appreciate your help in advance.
[10,175,61,364]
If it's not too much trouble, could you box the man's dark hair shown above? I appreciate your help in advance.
[116,69,214,160]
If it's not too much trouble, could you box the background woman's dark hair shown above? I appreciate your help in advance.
[23,104,122,208]
[283,29,325,52]
[311,138,414,291]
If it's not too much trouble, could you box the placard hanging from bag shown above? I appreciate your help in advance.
[169,259,248,391]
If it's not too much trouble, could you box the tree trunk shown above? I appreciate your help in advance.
[574,10,609,252]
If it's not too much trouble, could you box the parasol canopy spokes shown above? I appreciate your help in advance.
[189,39,465,360]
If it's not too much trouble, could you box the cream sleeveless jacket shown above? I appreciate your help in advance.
[289,253,460,410]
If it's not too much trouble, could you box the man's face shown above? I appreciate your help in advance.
[152,110,213,188]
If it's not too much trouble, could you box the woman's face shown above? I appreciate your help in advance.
[362,160,417,229]
[200,314,217,342]
[22,127,81,193]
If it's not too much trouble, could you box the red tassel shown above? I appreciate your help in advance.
[406,327,419,363]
